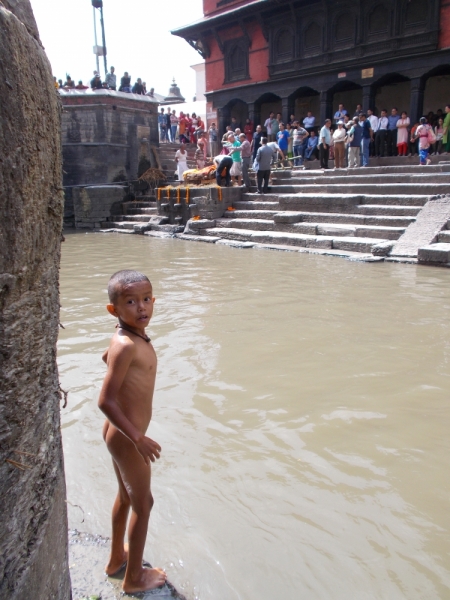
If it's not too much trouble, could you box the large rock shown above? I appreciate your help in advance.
[0,2,71,599]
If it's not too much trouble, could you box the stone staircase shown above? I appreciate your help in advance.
[157,142,197,181]
[195,164,450,260]
[101,196,159,231]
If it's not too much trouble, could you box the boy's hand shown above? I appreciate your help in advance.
[135,435,161,464]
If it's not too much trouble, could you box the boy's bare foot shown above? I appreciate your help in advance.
[123,567,167,593]
[105,543,129,576]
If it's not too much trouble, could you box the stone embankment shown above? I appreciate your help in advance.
[100,162,450,266]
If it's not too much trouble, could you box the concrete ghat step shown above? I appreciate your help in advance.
[288,173,450,185]
[224,210,279,219]
[437,230,450,243]
[125,207,158,215]
[101,221,142,229]
[215,218,404,240]
[202,227,384,253]
[262,194,429,210]
[119,215,152,222]
[274,211,415,227]
[356,204,422,216]
[234,201,280,210]
[266,183,448,195]
[273,164,450,177]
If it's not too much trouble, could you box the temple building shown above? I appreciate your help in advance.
[172,0,450,130]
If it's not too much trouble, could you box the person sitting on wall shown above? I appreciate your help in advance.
[64,75,75,88]
[132,78,145,95]
[119,72,132,93]
[304,130,319,161]
[105,66,116,90]
[75,80,88,90]
[302,111,316,133]
[213,154,233,187]
[90,73,103,90]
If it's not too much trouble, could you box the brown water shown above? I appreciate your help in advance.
[59,232,450,600]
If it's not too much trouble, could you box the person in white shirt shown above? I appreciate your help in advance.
[367,109,378,156]
[264,112,275,141]
[175,144,188,181]
[332,121,347,168]
[375,109,389,157]
[302,112,315,133]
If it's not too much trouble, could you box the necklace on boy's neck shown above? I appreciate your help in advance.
[116,323,151,343]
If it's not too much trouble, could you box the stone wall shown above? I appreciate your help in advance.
[73,185,126,229]
[0,2,71,598]
[61,92,159,186]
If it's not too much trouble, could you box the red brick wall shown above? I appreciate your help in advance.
[205,20,269,92]
[439,0,450,48]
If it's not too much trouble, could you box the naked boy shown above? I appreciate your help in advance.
[98,270,166,594]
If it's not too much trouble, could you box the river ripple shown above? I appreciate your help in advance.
[59,232,450,599]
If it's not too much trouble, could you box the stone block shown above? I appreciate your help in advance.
[216,239,255,248]
[133,223,152,233]
[149,215,169,226]
[73,185,126,229]
[372,241,395,256]
[318,224,356,237]
[273,212,303,224]
[188,219,216,230]
[292,223,317,235]
[418,243,450,264]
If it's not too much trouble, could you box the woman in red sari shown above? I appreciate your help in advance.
[244,118,254,143]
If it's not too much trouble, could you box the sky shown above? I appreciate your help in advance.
[30,0,205,113]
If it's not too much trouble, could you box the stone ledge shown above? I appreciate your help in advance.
[418,243,450,264]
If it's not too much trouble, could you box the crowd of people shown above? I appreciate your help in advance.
[173,103,450,186]
[54,67,156,96]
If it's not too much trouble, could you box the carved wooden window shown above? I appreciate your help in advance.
[224,39,249,83]
[406,0,428,24]
[369,5,389,33]
[335,14,354,42]
[304,21,321,51]
[274,29,294,61]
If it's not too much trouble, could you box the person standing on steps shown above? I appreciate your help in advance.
[319,119,332,169]
[175,143,188,181]
[396,111,410,156]
[375,109,389,157]
[387,108,400,156]
[332,121,347,169]
[255,137,275,194]
[251,124,263,161]
[443,105,450,154]
[239,133,252,190]
[359,113,373,167]
[411,117,432,166]
[347,117,362,168]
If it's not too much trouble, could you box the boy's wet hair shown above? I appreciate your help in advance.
[108,270,150,303]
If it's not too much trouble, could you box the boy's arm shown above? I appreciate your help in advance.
[98,341,161,464]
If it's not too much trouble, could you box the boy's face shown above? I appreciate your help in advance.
[107,281,154,329]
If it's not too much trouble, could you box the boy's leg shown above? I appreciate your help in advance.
[105,459,131,575]
[106,428,166,593]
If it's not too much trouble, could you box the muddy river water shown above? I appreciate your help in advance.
[59,232,450,599]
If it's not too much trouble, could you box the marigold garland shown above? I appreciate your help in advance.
[216,185,222,202]
[157,188,161,201]
[185,186,190,204]
[176,187,181,204]
[166,185,171,200]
